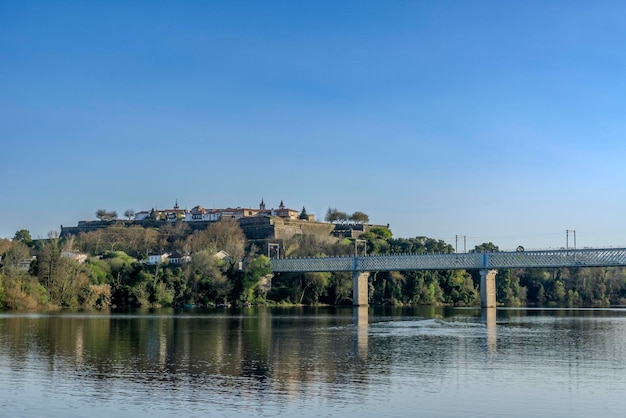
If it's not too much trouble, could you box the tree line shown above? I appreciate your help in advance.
[1,224,626,310]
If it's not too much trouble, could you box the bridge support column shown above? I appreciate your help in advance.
[480,269,497,308]
[352,272,369,306]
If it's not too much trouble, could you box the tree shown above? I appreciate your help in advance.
[295,272,330,304]
[324,208,348,223]
[157,222,191,252]
[1,242,31,273]
[35,231,89,307]
[124,209,135,220]
[187,250,216,301]
[299,207,309,220]
[36,232,62,291]
[241,255,272,303]
[96,209,118,221]
[0,238,11,256]
[386,237,452,254]
[350,211,369,224]
[365,226,393,240]
[325,207,340,223]
[336,211,349,224]
[188,219,245,271]
[13,229,33,246]
[470,242,500,253]
[328,272,352,304]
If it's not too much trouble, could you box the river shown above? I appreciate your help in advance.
[1,307,625,417]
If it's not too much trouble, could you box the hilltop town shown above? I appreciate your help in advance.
[135,199,312,222]
[60,199,383,243]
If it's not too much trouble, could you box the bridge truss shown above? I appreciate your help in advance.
[270,248,626,273]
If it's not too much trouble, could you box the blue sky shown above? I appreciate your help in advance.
[2,0,626,250]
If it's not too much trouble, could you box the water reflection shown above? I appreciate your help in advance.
[2,308,626,417]
[353,307,368,361]
[483,307,497,356]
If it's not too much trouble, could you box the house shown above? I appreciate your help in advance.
[162,201,187,222]
[19,256,36,271]
[215,250,230,260]
[185,205,222,222]
[219,207,262,220]
[212,199,300,221]
[272,200,299,219]
[213,250,243,270]
[122,198,311,225]
[147,252,169,265]
[134,210,151,221]
[254,199,301,219]
[136,202,188,222]
[61,251,88,263]
[168,252,191,264]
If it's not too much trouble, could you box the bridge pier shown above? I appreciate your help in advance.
[480,269,497,308]
[352,272,369,306]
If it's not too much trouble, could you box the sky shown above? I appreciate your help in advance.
[2,0,626,251]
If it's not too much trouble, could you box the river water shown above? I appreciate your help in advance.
[1,307,625,417]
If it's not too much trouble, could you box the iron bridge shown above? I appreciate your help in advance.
[270,248,626,273]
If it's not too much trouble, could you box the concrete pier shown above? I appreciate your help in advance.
[480,269,497,308]
[352,272,369,306]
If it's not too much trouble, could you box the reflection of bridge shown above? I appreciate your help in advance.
[270,248,626,308]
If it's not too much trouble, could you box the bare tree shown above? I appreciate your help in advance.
[96,209,118,221]
[96,209,107,221]
[1,241,31,272]
[124,209,135,220]
[187,219,245,269]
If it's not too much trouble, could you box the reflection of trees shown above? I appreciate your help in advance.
[0,309,371,394]
[4,308,620,403]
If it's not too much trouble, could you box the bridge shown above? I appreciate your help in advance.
[269,248,626,308]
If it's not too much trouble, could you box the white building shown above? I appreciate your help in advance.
[185,205,222,222]
[147,252,169,265]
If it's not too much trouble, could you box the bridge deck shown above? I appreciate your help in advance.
[270,248,626,273]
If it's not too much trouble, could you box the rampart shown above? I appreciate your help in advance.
[61,216,336,242]
[271,217,335,240]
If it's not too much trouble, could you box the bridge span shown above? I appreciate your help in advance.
[269,248,626,308]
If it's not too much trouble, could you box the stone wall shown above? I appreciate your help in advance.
[60,219,213,237]
[272,217,335,240]
[61,216,336,242]
[331,223,388,238]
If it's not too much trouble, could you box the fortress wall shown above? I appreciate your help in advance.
[61,216,337,243]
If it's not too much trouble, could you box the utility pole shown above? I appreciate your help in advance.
[268,243,280,259]
[566,230,576,250]
[354,239,367,256]
[455,235,466,253]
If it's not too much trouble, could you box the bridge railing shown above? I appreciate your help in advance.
[488,248,626,268]
[270,248,626,273]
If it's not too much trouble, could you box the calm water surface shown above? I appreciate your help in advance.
[1,307,626,417]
